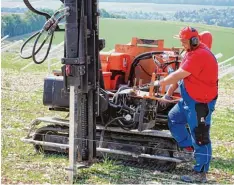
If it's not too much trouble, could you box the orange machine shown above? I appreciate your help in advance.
[100,37,181,91]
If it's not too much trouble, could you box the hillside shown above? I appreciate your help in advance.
[47,19,234,61]
[100,0,234,6]
[1,19,234,184]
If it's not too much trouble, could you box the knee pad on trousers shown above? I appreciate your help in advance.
[195,103,210,145]
[194,124,210,145]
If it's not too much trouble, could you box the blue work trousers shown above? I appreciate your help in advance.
[168,82,216,172]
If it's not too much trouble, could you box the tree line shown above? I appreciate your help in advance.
[113,8,234,28]
[1,7,234,38]
[1,8,126,38]
[1,11,47,37]
[175,8,234,28]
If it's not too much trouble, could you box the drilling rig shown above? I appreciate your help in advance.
[20,0,188,182]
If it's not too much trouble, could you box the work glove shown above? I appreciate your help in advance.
[160,94,173,108]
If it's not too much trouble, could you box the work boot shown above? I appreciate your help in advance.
[181,170,207,183]
[173,146,194,162]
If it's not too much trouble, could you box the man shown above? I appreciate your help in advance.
[155,26,218,183]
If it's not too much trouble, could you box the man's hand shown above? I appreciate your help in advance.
[154,80,160,87]
[155,68,190,87]
[162,94,173,101]
[160,94,173,108]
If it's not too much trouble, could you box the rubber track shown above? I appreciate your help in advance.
[32,125,177,171]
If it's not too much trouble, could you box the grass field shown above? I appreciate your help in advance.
[99,2,231,13]
[51,19,234,61]
[1,19,234,184]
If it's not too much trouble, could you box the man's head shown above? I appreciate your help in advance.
[174,27,200,51]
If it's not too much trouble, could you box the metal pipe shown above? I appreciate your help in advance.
[97,147,182,163]
[219,56,234,66]
[21,138,182,163]
[149,72,156,96]
[21,137,69,149]
[1,35,9,42]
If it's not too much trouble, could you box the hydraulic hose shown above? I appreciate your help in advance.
[31,12,69,64]
[23,0,51,20]
[105,116,136,130]
[52,7,70,19]
[128,51,164,85]
[20,0,70,64]
[20,17,56,60]
[20,31,40,59]
[32,31,54,64]
[128,51,182,85]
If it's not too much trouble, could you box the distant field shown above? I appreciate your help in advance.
[99,2,231,13]
[1,12,24,15]
[51,19,234,61]
[1,1,231,11]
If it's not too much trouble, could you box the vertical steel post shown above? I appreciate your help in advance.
[62,0,100,183]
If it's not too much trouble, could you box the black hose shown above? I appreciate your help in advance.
[32,31,54,64]
[104,116,136,131]
[162,60,180,70]
[20,31,40,59]
[30,13,68,64]
[128,51,164,85]
[105,117,125,128]
[117,119,136,128]
[23,0,51,20]
[21,1,68,62]
[138,64,152,77]
[20,18,55,60]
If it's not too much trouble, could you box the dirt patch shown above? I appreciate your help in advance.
[1,69,46,93]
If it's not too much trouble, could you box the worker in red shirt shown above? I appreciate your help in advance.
[155,27,218,183]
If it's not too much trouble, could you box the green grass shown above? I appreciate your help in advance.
[51,19,234,61]
[212,109,234,142]
[2,52,234,184]
[1,20,234,184]
[14,18,234,62]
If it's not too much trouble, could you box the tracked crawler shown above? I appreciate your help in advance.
[22,45,184,171]
[20,0,188,176]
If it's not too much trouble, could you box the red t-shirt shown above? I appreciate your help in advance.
[180,43,218,103]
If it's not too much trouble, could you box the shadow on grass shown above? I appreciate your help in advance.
[40,151,234,184]
[73,160,186,184]
[72,158,234,184]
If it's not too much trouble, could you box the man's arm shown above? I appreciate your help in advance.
[166,83,178,97]
[158,68,191,86]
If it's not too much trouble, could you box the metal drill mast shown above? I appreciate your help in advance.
[61,0,100,182]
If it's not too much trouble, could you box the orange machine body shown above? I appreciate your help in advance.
[100,37,180,90]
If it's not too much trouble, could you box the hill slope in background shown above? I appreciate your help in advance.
[49,19,234,61]
[100,0,234,6]
[1,18,234,184]
[2,0,234,6]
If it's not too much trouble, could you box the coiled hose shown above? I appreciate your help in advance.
[32,13,69,64]
[20,0,69,64]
